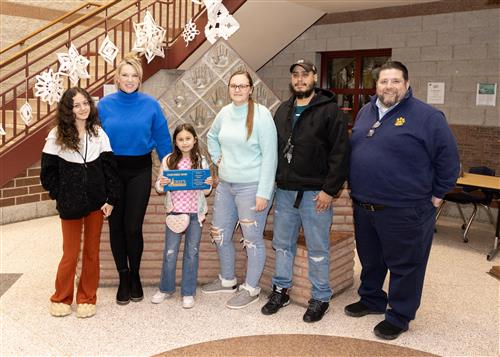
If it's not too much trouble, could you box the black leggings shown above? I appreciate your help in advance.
[109,164,152,272]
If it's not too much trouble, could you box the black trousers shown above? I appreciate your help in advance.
[109,164,152,272]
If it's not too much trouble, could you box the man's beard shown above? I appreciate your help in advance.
[289,83,315,99]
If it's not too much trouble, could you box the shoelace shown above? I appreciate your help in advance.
[268,291,284,305]
[307,299,324,312]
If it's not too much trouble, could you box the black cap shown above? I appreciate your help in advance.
[289,59,317,74]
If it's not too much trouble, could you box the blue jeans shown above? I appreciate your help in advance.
[211,180,273,288]
[272,189,333,302]
[159,213,201,296]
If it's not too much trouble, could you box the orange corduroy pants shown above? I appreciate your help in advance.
[50,209,104,305]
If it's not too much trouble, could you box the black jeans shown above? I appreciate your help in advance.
[109,162,152,272]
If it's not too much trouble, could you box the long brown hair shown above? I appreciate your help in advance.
[55,87,100,151]
[228,70,254,140]
[167,123,202,170]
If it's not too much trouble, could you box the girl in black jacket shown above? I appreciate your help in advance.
[40,87,120,318]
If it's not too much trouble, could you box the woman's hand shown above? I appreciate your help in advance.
[204,176,213,186]
[255,197,268,212]
[158,176,171,187]
[101,203,114,218]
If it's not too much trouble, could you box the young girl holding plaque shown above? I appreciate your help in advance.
[151,124,212,309]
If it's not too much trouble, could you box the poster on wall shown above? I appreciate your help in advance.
[476,83,497,106]
[427,82,445,104]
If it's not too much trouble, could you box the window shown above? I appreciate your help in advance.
[320,49,392,124]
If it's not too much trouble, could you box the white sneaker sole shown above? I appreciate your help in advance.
[226,295,259,310]
[201,287,237,294]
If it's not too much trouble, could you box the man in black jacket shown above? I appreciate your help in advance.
[261,59,350,322]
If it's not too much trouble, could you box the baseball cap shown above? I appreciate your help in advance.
[289,59,317,74]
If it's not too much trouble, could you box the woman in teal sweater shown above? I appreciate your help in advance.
[202,70,277,309]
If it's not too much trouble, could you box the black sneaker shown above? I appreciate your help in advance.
[344,301,385,317]
[303,299,329,323]
[261,286,290,315]
[373,320,407,340]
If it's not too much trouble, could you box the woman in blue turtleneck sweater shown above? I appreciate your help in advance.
[98,53,172,305]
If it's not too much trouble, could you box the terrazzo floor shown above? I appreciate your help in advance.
[1,215,499,356]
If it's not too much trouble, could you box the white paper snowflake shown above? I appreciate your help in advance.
[203,0,221,11]
[0,125,5,136]
[34,69,64,105]
[19,102,33,126]
[204,3,240,44]
[182,19,200,47]
[57,43,90,85]
[132,10,166,63]
[98,35,119,65]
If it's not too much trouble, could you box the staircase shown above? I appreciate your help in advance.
[0,0,242,187]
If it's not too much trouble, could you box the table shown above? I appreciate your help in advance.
[456,173,500,260]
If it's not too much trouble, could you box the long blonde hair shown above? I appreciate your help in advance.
[229,70,254,140]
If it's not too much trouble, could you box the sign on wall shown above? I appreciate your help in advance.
[476,83,497,107]
[426,82,445,105]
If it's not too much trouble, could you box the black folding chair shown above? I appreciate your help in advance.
[435,166,496,242]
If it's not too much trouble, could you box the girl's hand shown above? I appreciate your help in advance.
[255,197,268,212]
[204,176,213,186]
[101,203,114,218]
[158,176,171,187]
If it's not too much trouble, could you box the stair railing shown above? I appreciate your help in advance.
[0,0,204,150]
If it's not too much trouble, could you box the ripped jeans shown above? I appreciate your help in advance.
[272,189,333,302]
[211,180,273,289]
[159,213,201,296]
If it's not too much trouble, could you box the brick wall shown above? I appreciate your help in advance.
[0,161,56,224]
[98,174,355,304]
[451,125,500,174]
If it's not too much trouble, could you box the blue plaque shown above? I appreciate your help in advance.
[163,169,211,191]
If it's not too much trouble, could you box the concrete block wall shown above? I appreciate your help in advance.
[257,8,500,173]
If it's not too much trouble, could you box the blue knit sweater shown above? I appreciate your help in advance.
[98,90,172,160]
[349,88,460,207]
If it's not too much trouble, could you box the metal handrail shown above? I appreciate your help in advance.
[0,0,205,149]
[0,1,103,56]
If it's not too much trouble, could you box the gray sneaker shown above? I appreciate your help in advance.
[226,287,259,309]
[201,277,237,294]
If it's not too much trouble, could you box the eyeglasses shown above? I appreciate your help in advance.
[229,84,251,91]
[366,120,382,138]
[73,101,90,110]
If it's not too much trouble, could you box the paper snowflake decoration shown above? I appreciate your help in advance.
[19,102,33,126]
[34,69,64,105]
[57,43,90,85]
[132,10,166,63]
[205,2,240,44]
[98,35,119,65]
[0,125,5,136]
[182,19,200,47]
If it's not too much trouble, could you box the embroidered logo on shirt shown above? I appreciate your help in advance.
[394,117,406,126]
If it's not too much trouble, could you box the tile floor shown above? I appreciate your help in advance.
[1,215,498,356]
